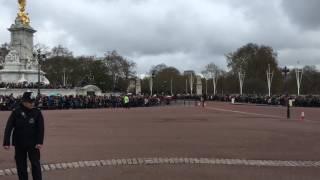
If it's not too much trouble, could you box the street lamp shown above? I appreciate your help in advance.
[170,78,173,96]
[238,67,245,96]
[266,64,274,97]
[190,73,193,96]
[33,49,46,97]
[205,78,207,96]
[295,66,303,96]
[281,66,290,119]
[150,71,156,96]
[185,77,188,95]
[221,76,224,96]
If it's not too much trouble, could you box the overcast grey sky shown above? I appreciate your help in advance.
[1,0,320,74]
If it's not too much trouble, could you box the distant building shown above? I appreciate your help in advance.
[183,70,195,76]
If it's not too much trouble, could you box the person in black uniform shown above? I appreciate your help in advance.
[3,92,44,180]
[200,94,207,108]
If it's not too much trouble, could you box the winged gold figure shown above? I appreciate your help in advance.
[18,0,30,25]
[18,0,26,11]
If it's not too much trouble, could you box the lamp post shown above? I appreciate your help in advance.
[185,78,188,95]
[190,73,193,96]
[266,64,274,97]
[281,66,290,119]
[33,49,46,97]
[63,68,66,87]
[221,75,224,96]
[150,71,155,96]
[295,67,303,96]
[205,78,208,95]
[238,67,245,96]
[112,73,116,92]
[170,78,173,96]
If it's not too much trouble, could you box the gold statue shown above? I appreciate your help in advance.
[18,0,30,25]
[19,0,26,11]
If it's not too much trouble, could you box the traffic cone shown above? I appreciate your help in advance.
[300,112,305,121]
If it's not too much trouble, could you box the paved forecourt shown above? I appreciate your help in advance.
[0,102,320,179]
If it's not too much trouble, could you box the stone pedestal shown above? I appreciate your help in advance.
[0,17,49,84]
[196,76,203,96]
[127,79,136,93]
[135,78,142,95]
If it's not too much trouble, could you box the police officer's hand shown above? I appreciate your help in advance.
[3,146,10,150]
[35,144,43,150]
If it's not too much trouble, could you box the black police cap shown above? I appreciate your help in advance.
[22,92,34,102]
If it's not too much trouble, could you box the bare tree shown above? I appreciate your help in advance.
[50,44,73,57]
[150,64,167,75]
[104,50,136,91]
[34,43,50,55]
[201,70,210,95]
[205,63,221,95]
[0,43,10,66]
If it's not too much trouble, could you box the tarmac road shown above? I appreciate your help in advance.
[0,102,319,179]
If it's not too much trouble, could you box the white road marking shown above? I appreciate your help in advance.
[205,106,319,123]
[206,106,283,119]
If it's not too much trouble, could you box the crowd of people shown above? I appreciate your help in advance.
[2,92,320,111]
[0,94,173,111]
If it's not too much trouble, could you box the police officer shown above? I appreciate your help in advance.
[201,94,206,108]
[3,92,44,180]
[123,95,130,109]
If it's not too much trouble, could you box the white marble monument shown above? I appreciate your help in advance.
[127,79,136,93]
[135,78,141,95]
[196,75,203,96]
[0,0,49,85]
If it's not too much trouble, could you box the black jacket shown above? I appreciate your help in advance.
[3,104,44,147]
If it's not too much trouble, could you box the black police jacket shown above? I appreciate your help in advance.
[3,104,44,147]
